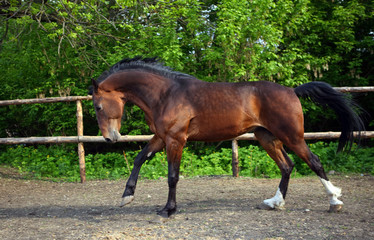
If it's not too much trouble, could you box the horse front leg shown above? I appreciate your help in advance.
[120,136,165,207]
[157,137,184,218]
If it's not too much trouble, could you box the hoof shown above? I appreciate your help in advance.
[328,204,343,213]
[120,195,134,207]
[157,207,177,218]
[257,202,275,210]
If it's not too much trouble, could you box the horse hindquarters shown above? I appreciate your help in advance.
[291,81,365,211]
[253,86,343,212]
[255,127,344,212]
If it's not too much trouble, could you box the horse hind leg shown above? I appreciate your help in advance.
[254,128,294,210]
[310,152,343,212]
[289,142,343,212]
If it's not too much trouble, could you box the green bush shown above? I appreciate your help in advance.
[239,145,281,178]
[0,142,372,182]
[0,145,80,181]
[291,142,374,175]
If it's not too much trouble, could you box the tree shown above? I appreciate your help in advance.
[0,0,372,140]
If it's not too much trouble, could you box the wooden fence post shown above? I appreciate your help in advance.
[76,100,86,183]
[232,139,239,177]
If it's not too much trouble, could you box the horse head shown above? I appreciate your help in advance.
[91,79,126,143]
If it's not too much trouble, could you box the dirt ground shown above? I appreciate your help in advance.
[0,168,373,240]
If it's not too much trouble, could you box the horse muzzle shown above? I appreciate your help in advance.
[105,129,121,143]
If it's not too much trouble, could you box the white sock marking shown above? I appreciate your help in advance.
[263,188,285,208]
[147,152,152,158]
[320,178,343,205]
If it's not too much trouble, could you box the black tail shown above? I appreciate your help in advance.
[294,81,364,152]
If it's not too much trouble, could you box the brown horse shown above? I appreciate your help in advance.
[90,57,363,218]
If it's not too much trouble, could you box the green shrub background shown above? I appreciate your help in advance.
[0,142,372,182]
[1,1,373,181]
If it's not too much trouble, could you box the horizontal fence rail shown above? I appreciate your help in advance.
[1,86,373,182]
[0,135,154,144]
[1,131,374,145]
[332,86,374,93]
[0,96,92,106]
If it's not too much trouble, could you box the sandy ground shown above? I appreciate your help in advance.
[0,168,373,240]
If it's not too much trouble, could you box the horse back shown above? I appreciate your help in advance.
[175,80,302,141]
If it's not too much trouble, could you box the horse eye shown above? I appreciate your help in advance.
[95,105,102,111]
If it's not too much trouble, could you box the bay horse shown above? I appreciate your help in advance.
[90,57,364,218]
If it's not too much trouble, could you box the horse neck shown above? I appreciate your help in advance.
[105,71,170,113]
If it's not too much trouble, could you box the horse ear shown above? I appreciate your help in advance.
[91,78,99,94]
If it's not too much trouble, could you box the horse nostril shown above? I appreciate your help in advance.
[105,138,112,143]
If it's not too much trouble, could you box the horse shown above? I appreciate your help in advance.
[90,57,364,218]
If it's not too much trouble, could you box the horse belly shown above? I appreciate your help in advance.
[187,113,257,142]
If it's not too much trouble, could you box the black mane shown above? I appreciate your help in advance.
[96,56,195,84]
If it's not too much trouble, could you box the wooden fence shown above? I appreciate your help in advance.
[1,86,373,182]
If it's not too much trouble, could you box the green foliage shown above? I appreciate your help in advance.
[0,145,80,181]
[1,143,372,182]
[85,152,130,180]
[184,147,232,176]
[1,0,373,139]
[0,0,372,179]
[239,145,281,178]
[291,142,374,175]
